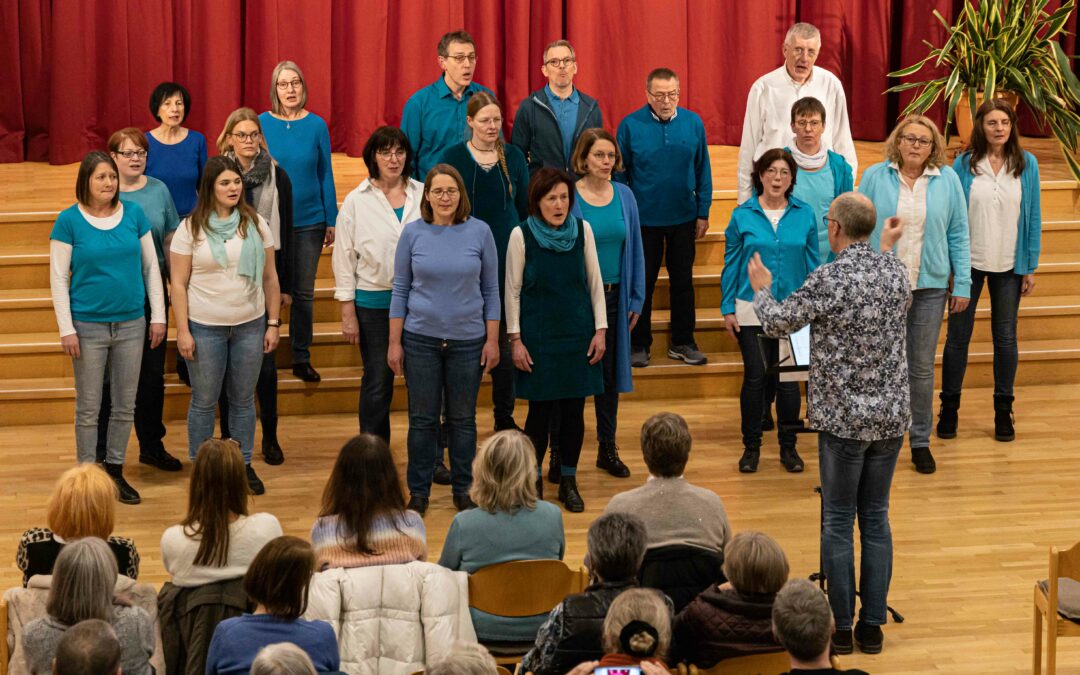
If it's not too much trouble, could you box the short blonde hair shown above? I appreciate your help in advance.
[884,115,947,169]
[722,531,789,595]
[216,107,266,155]
[47,465,116,540]
[469,430,538,514]
[601,588,671,661]
[270,61,308,115]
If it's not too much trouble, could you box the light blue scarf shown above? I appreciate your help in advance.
[206,210,265,282]
[525,213,579,252]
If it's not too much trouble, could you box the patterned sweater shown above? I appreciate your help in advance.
[311,511,427,571]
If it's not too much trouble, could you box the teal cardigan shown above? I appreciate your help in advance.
[858,161,972,297]
[721,194,820,315]
[952,150,1042,276]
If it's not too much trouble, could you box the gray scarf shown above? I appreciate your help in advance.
[230,149,281,250]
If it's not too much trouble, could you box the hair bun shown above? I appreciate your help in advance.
[619,620,660,657]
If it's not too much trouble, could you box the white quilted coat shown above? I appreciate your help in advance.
[303,561,477,674]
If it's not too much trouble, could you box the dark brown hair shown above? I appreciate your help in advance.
[790,96,826,124]
[75,151,120,208]
[362,126,414,181]
[751,148,798,199]
[437,30,475,57]
[646,67,679,88]
[182,438,250,567]
[467,92,514,197]
[188,155,260,243]
[318,434,408,556]
[421,164,472,223]
[571,128,624,176]
[243,536,315,620]
[527,167,576,219]
[969,98,1026,178]
[640,412,691,477]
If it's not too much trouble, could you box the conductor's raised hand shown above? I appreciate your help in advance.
[748,252,773,292]
[881,216,905,251]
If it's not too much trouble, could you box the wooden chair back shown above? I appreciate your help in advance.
[468,559,589,617]
[409,666,513,675]
[1033,541,1080,674]
[684,649,791,674]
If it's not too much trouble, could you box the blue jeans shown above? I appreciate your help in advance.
[290,226,324,364]
[71,318,146,464]
[403,330,484,497]
[941,268,1022,397]
[906,288,947,448]
[185,316,266,462]
[356,307,395,442]
[819,432,903,629]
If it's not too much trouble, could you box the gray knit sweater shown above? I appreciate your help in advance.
[603,476,732,553]
[22,606,154,675]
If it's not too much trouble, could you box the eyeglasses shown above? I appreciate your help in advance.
[822,215,840,227]
[230,131,261,142]
[376,149,406,160]
[764,167,792,177]
[648,90,680,102]
[430,188,460,198]
[444,53,478,64]
[589,151,618,161]
[115,150,148,159]
[544,57,576,69]
[899,134,933,149]
[276,79,303,90]
[795,119,823,130]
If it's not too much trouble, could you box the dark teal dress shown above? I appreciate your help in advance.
[516,223,604,401]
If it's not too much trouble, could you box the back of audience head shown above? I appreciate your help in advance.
[586,512,648,583]
[319,434,407,554]
[47,464,116,541]
[722,531,789,596]
[771,578,834,664]
[601,588,671,662]
[641,412,692,478]
[426,641,498,675]
[470,430,538,514]
[183,438,250,567]
[48,537,124,626]
[51,619,122,675]
[244,536,315,620]
[249,642,318,675]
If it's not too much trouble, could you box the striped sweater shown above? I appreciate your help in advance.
[310,511,427,571]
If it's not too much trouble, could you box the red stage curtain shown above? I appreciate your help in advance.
[2,0,1077,165]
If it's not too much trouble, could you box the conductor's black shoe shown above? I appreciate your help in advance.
[854,621,883,654]
[558,476,585,513]
[262,438,284,466]
[911,446,936,474]
[433,460,452,485]
[596,442,631,478]
[738,448,760,473]
[832,628,853,655]
[139,446,182,472]
[780,447,805,473]
[453,494,477,511]
[291,363,321,382]
[245,464,265,495]
[407,495,429,516]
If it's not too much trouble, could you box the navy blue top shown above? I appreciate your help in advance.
[205,614,340,675]
[400,77,495,179]
[144,130,207,217]
[259,112,338,229]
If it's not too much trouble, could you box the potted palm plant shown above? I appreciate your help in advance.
[886,0,1080,181]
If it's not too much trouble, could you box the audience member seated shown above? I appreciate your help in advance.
[51,619,122,675]
[426,641,499,675]
[21,538,154,675]
[16,464,139,586]
[589,588,672,670]
[438,430,565,642]
[310,434,426,570]
[772,579,869,675]
[674,531,789,667]
[205,537,339,674]
[249,642,320,675]
[160,439,282,587]
[521,512,649,675]
[604,412,732,610]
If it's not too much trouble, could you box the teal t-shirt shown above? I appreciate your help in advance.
[119,176,179,270]
[393,205,405,222]
[577,187,626,284]
[792,156,837,262]
[50,203,151,323]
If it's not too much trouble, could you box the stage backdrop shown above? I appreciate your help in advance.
[1,0,1077,164]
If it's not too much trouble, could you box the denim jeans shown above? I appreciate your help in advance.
[356,307,395,442]
[403,330,484,497]
[819,432,902,629]
[72,318,146,464]
[941,269,1022,397]
[490,319,516,428]
[735,326,800,450]
[218,351,278,443]
[633,220,697,349]
[185,316,266,462]
[594,284,620,443]
[906,289,948,448]
[290,226,324,364]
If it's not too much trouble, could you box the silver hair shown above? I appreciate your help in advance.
[47,537,118,626]
[249,643,318,675]
[784,22,821,44]
[829,192,877,240]
[269,61,308,115]
[426,641,498,675]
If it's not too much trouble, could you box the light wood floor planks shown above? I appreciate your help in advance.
[2,387,1080,673]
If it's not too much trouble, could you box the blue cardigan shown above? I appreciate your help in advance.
[953,150,1042,276]
[721,194,820,315]
[571,182,646,394]
[859,161,972,297]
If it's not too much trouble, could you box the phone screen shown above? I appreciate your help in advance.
[593,668,643,675]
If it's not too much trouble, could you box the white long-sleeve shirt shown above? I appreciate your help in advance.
[737,65,857,203]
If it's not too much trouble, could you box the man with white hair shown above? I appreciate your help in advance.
[737,22,857,204]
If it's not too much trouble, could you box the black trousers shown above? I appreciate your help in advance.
[632,220,697,350]
[594,284,620,442]
[526,398,586,474]
[735,326,800,451]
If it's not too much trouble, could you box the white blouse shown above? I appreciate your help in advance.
[968,157,1022,273]
[892,162,940,290]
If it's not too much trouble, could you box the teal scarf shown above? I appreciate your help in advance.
[206,210,265,282]
[525,213,579,252]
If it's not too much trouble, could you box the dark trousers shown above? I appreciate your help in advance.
[735,326,800,450]
[594,284,620,443]
[526,397,586,474]
[219,352,278,443]
[290,226,325,364]
[490,319,517,427]
[632,220,697,350]
[355,307,395,442]
[941,268,1022,398]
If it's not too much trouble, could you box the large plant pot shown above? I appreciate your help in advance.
[955,90,1021,145]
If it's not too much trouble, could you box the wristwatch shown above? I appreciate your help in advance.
[267,319,282,328]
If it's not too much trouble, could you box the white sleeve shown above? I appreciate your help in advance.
[504,228,525,334]
[141,233,166,324]
[332,196,359,301]
[170,218,194,254]
[582,223,608,330]
[256,215,275,248]
[49,240,76,337]
[737,82,764,204]
[830,82,858,180]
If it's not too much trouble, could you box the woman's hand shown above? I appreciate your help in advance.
[281,293,293,306]
[949,296,970,314]
[177,330,195,360]
[512,339,533,373]
[564,662,600,675]
[323,226,336,247]
[60,334,81,359]
[342,313,360,345]
[724,313,740,340]
[628,311,640,331]
[640,662,669,675]
[149,322,166,349]
[1021,273,1036,297]
[264,325,279,353]
[587,329,606,365]
[387,342,405,376]
[481,339,500,375]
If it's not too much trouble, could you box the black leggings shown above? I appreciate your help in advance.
[735,326,800,451]
[525,398,586,475]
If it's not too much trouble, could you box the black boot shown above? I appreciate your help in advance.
[936,393,960,439]
[103,463,141,505]
[547,447,561,484]
[557,476,585,512]
[261,437,284,465]
[596,441,631,478]
[994,395,1016,442]
[780,446,804,473]
[245,464,265,495]
[739,447,760,474]
[139,446,182,472]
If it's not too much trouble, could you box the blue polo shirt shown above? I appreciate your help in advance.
[401,77,494,179]
[545,85,580,162]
